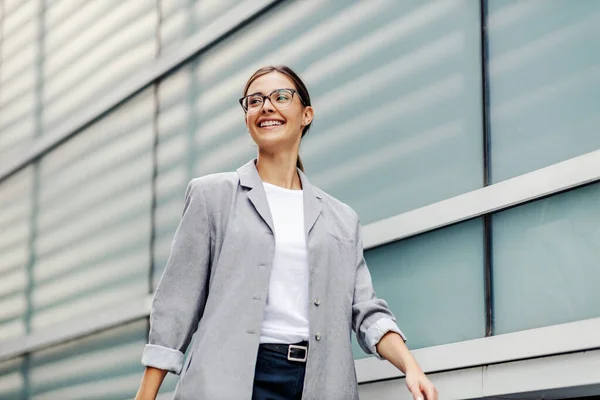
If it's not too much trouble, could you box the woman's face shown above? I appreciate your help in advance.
[244,71,313,154]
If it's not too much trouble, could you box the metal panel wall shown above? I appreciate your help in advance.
[0,0,40,167]
[160,0,243,55]
[0,168,33,342]
[0,357,25,399]
[153,63,197,288]
[32,89,154,331]
[42,0,157,132]
[28,320,146,399]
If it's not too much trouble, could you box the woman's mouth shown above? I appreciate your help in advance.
[258,119,285,129]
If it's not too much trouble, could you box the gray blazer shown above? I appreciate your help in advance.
[142,159,405,399]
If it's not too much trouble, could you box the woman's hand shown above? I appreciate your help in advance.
[375,332,438,400]
[405,368,438,400]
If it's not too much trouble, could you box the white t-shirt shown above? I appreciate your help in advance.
[259,182,310,344]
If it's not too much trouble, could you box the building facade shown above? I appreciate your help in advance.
[0,0,599,398]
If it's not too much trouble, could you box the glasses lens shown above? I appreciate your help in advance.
[270,89,293,108]
[245,95,264,114]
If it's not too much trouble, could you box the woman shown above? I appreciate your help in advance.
[135,65,437,400]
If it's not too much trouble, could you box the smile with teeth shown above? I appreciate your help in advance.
[259,120,285,128]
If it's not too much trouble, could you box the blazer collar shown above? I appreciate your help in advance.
[237,159,323,237]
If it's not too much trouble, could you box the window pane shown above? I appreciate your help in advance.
[488,0,600,183]
[42,0,157,132]
[353,218,485,358]
[32,90,154,331]
[28,320,146,400]
[0,168,33,341]
[492,182,600,334]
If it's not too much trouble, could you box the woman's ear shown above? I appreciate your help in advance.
[303,106,314,126]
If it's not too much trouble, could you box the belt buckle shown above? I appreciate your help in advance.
[287,344,308,362]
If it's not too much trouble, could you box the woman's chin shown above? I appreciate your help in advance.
[255,125,286,137]
[256,136,297,154]
[254,130,288,145]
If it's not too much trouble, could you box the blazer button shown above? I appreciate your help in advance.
[314,298,320,306]
[315,333,321,341]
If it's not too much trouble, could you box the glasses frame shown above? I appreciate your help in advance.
[239,88,306,114]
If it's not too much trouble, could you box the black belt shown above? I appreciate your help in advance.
[260,341,309,363]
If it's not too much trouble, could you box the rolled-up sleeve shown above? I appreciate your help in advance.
[352,218,406,360]
[141,178,211,374]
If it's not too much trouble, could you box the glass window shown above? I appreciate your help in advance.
[28,320,147,400]
[42,0,157,132]
[353,218,486,358]
[492,182,600,334]
[488,0,600,183]
[32,90,154,331]
[0,168,33,341]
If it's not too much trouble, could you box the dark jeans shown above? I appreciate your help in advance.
[252,345,307,400]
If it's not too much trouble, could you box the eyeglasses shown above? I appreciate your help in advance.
[239,88,306,114]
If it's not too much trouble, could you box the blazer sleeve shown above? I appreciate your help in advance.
[141,178,211,374]
[352,219,407,359]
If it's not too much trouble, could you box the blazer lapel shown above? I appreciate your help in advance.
[237,159,275,234]
[298,169,323,240]
[299,169,324,287]
[236,159,323,238]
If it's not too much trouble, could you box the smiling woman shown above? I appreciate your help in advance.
[240,65,314,174]
[135,65,437,400]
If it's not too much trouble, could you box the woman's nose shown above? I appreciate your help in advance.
[261,97,275,113]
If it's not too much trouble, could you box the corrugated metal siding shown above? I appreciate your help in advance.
[31,90,154,331]
[0,356,25,399]
[0,167,32,342]
[28,320,146,400]
[160,0,241,55]
[153,63,196,288]
[41,0,157,132]
[0,0,39,167]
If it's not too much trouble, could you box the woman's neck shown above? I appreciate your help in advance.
[255,152,302,190]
